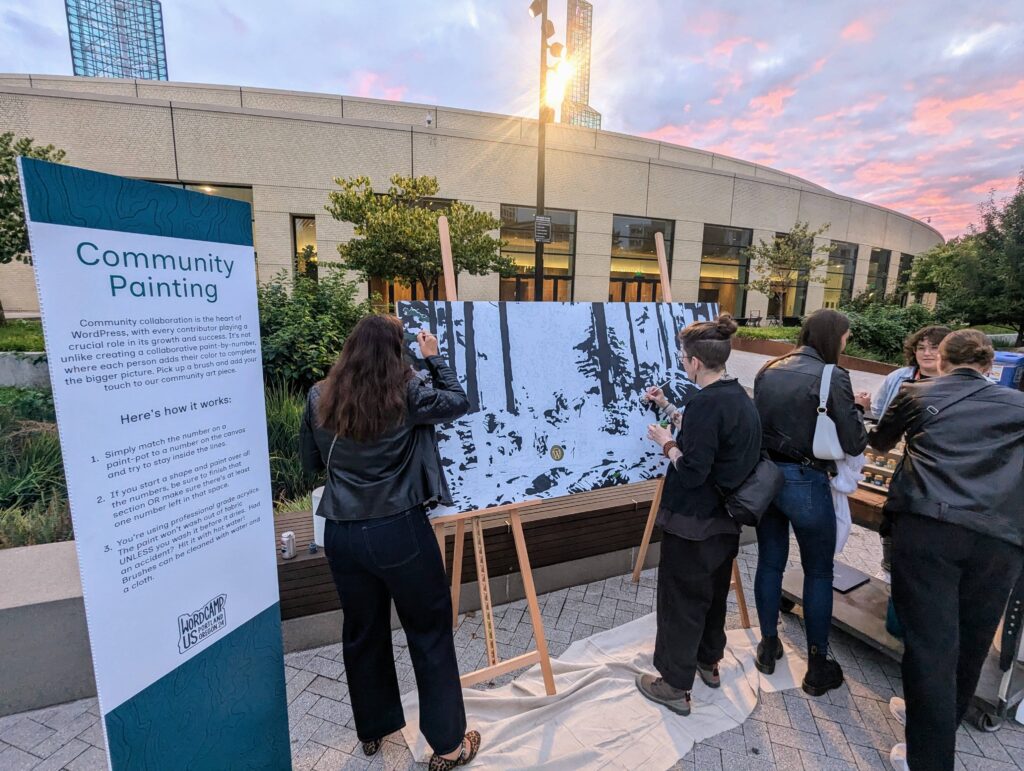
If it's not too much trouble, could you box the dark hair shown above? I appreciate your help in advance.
[797,309,850,365]
[903,325,952,366]
[678,314,738,371]
[939,329,994,370]
[317,315,413,441]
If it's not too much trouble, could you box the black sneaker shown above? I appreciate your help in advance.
[802,645,844,696]
[755,635,784,675]
[696,662,721,689]
[635,673,692,715]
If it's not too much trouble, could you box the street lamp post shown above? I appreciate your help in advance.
[529,0,564,301]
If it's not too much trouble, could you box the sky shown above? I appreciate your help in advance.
[1,0,1022,238]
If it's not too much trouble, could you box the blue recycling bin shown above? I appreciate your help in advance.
[991,351,1024,391]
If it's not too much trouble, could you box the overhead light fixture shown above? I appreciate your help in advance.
[528,0,543,17]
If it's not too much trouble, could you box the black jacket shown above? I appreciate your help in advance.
[657,378,762,539]
[300,355,470,521]
[754,346,868,472]
[869,368,1024,547]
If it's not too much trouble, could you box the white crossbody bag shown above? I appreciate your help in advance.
[812,363,846,461]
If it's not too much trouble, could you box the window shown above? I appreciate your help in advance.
[764,231,809,320]
[292,216,318,281]
[866,248,891,300]
[368,198,455,309]
[896,252,917,306]
[698,225,752,315]
[498,205,576,301]
[608,215,675,302]
[823,241,858,308]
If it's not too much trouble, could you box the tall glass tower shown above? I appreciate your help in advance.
[66,0,168,80]
[561,0,601,130]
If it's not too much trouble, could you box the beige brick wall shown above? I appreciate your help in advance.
[0,77,945,317]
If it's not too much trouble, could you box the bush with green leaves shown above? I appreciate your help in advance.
[265,381,322,503]
[0,386,55,421]
[257,267,370,390]
[0,404,71,548]
[841,299,936,364]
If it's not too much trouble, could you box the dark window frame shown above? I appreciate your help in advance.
[698,224,753,316]
[608,214,675,302]
[499,204,578,302]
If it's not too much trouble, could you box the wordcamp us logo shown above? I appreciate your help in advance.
[177,594,228,654]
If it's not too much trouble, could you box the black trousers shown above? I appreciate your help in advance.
[323,508,466,755]
[654,531,740,690]
[892,513,1023,771]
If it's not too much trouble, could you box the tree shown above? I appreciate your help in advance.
[325,174,514,301]
[744,221,835,318]
[0,133,67,325]
[911,172,1024,346]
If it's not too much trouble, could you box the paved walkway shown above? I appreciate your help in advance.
[4,526,1023,770]
[728,350,888,396]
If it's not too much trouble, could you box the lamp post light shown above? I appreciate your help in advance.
[528,0,565,301]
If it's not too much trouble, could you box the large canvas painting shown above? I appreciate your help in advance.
[398,301,719,513]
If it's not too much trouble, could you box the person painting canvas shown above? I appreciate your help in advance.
[299,315,481,770]
[634,314,761,716]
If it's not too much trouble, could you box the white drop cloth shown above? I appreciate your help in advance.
[400,613,806,769]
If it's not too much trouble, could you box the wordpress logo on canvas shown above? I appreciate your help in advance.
[177,594,228,653]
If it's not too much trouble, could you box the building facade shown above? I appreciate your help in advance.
[66,0,168,80]
[0,75,943,316]
[561,0,601,130]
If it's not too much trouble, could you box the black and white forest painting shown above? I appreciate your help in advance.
[398,301,719,515]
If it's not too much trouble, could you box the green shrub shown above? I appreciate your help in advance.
[0,320,45,352]
[275,493,313,516]
[735,326,800,341]
[258,267,370,390]
[842,302,935,364]
[0,386,55,421]
[265,382,322,502]
[0,495,72,548]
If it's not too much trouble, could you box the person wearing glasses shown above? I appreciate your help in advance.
[867,325,952,420]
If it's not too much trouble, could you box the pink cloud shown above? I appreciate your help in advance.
[811,57,828,74]
[853,160,921,186]
[968,176,1020,195]
[909,80,1024,135]
[351,71,408,102]
[840,20,874,42]
[813,94,887,123]
[709,36,752,59]
[750,87,796,117]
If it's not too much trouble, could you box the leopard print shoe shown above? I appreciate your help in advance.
[428,730,481,770]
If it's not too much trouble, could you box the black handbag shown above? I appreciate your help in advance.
[717,454,783,527]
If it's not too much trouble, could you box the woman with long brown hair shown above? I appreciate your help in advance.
[300,314,480,769]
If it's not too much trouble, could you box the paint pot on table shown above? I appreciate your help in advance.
[280,531,296,560]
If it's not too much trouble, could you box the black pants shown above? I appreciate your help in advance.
[323,508,466,755]
[654,531,740,690]
[892,513,1023,771]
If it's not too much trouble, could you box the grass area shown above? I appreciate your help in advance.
[275,493,312,515]
[0,320,44,352]
[735,326,800,341]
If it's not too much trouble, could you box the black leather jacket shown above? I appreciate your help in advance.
[300,355,470,521]
[870,369,1024,547]
[754,346,868,473]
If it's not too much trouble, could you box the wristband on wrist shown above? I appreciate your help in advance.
[661,441,678,458]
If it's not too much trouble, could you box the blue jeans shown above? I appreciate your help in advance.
[754,463,836,649]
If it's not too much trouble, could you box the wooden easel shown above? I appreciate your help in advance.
[428,216,557,695]
[629,231,751,629]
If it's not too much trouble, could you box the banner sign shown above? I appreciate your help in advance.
[398,301,717,513]
[19,159,290,770]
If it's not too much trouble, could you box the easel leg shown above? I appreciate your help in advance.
[471,518,499,667]
[450,520,466,628]
[731,560,751,629]
[631,478,665,583]
[511,511,556,696]
[434,522,446,571]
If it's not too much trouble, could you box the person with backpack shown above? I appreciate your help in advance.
[635,315,762,716]
[869,330,1024,771]
[752,309,870,696]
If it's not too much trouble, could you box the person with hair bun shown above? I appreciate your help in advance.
[869,329,1024,771]
[635,314,762,716]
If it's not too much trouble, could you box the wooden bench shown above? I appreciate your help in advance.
[275,481,662,620]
